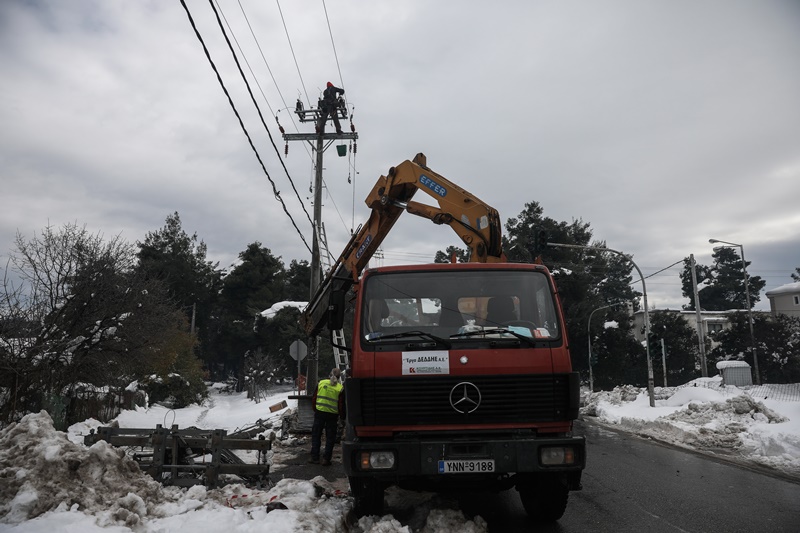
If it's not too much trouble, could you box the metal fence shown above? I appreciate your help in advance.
[681,380,800,402]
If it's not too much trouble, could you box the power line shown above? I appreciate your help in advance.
[234,0,312,159]
[213,0,275,117]
[178,0,311,255]
[272,1,358,236]
[637,259,684,283]
[276,0,312,108]
[322,179,350,233]
[321,0,345,93]
[206,0,314,228]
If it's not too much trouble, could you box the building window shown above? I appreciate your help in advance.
[794,295,800,306]
[707,323,724,335]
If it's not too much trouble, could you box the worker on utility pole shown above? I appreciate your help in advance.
[317,81,345,135]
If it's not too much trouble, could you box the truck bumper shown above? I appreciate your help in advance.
[343,433,585,491]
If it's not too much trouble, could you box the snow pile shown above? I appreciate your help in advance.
[583,381,800,476]
[0,410,352,531]
[357,509,487,533]
[0,411,164,526]
[0,388,491,532]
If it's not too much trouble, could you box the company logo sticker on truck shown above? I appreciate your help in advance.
[419,175,447,197]
[402,350,449,375]
[356,234,372,259]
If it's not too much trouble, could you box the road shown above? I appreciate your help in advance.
[275,419,800,532]
[454,420,800,532]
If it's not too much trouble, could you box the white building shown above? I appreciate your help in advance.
[765,282,800,318]
[631,309,739,343]
[629,309,768,349]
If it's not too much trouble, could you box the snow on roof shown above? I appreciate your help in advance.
[765,282,800,297]
[716,360,751,369]
[259,301,307,319]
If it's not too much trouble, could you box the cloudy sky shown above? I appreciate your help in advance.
[2,0,799,310]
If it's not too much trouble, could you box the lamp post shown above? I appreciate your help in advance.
[549,242,655,407]
[587,302,625,393]
[708,239,760,384]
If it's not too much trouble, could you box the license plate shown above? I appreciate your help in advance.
[438,459,495,474]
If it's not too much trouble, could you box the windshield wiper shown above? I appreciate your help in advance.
[449,327,536,347]
[366,330,452,349]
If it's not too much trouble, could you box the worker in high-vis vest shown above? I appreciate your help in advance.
[309,367,344,466]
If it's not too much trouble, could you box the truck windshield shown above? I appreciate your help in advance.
[361,269,559,344]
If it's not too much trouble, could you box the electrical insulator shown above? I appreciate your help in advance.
[284,143,288,156]
[279,125,285,134]
[350,122,355,133]
[353,142,357,154]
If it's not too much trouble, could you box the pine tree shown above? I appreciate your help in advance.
[647,311,702,384]
[213,243,287,381]
[136,212,222,366]
[433,245,470,263]
[503,201,640,383]
[284,259,311,301]
[680,248,765,311]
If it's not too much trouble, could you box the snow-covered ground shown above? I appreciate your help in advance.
[1,378,798,532]
[583,378,800,476]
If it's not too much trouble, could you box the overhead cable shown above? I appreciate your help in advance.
[206,0,314,227]
[213,0,276,117]
[235,0,311,154]
[276,0,312,108]
[178,0,311,254]
[631,259,684,283]
[322,0,346,96]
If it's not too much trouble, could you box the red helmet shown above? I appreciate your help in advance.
[326,81,333,87]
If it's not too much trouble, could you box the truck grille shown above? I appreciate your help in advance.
[351,374,577,427]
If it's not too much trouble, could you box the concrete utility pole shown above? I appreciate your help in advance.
[282,107,358,396]
[689,254,708,377]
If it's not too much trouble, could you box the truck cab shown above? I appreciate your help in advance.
[343,262,584,519]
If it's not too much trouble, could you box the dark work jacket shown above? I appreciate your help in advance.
[322,85,344,108]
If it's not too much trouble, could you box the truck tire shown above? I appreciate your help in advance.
[517,475,569,522]
[349,477,384,517]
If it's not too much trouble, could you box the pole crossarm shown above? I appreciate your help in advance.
[294,107,349,123]
[282,132,358,142]
[548,242,656,406]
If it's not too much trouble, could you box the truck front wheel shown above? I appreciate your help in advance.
[349,476,384,517]
[516,474,569,522]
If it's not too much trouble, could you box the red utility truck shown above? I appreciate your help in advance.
[302,154,584,521]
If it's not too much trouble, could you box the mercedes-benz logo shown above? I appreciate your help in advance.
[450,382,481,414]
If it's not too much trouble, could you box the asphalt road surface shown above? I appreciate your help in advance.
[274,419,800,532]
[456,420,800,532]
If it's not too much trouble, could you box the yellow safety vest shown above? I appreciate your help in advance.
[315,379,343,414]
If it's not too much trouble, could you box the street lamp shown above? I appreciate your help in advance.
[588,302,625,393]
[549,242,655,407]
[708,239,760,384]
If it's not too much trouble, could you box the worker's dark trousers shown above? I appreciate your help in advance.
[317,106,341,133]
[310,410,339,461]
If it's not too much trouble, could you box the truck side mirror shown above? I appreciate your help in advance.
[327,289,345,330]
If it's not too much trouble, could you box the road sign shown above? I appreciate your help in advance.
[289,340,307,361]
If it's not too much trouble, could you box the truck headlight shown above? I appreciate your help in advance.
[359,451,396,470]
[540,446,576,466]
